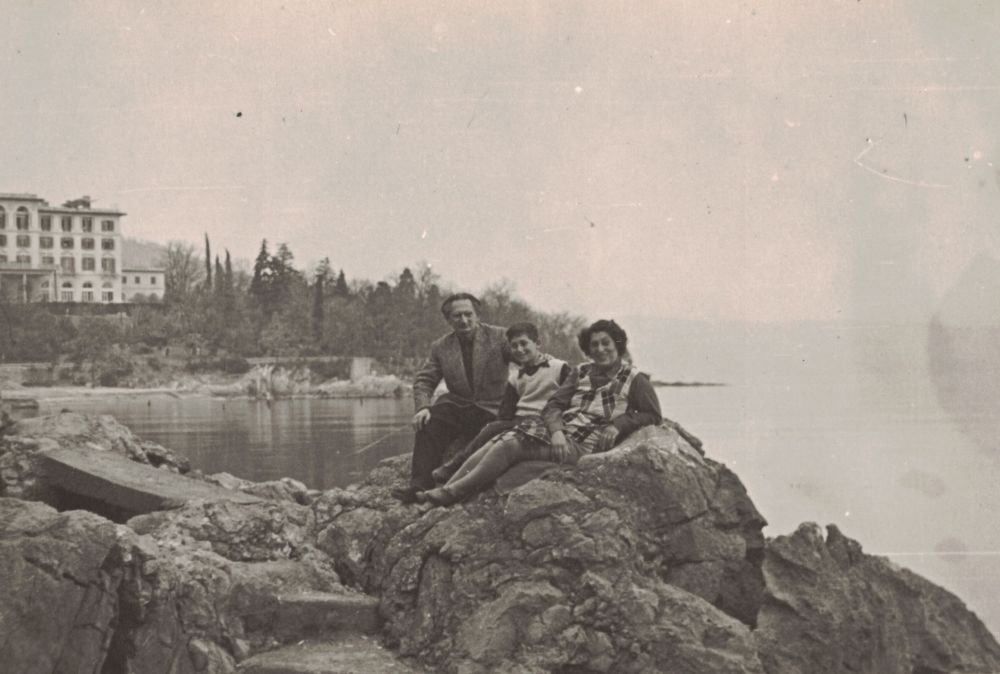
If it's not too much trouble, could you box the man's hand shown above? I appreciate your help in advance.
[550,430,570,462]
[412,408,432,431]
[596,426,620,452]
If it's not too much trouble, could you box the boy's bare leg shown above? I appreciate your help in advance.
[433,419,517,484]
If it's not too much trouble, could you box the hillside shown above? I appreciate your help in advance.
[121,238,168,269]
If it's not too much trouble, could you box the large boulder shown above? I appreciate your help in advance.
[4,412,999,674]
[110,498,344,672]
[1,412,189,501]
[0,498,128,674]
[753,522,1000,674]
[316,424,769,673]
[0,491,348,674]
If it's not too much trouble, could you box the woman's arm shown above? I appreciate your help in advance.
[611,373,662,437]
[541,366,580,434]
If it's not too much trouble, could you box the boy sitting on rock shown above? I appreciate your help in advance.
[431,322,571,484]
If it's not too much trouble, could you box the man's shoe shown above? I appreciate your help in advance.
[431,466,453,485]
[390,486,421,504]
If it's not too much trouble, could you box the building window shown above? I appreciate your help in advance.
[61,237,74,249]
[122,276,127,284]
[81,281,94,302]
[16,207,29,230]
[82,217,93,232]
[150,276,157,284]
[42,255,55,266]
[81,237,95,250]
[134,276,141,284]
[60,216,72,232]
[40,215,52,231]
[0,206,5,229]
[101,220,114,232]
[101,282,114,303]
[60,257,75,273]
[101,238,114,250]
[0,234,5,246]
[39,236,53,249]
[16,234,30,247]
[101,258,116,273]
[82,257,96,271]
[60,282,73,302]
[16,254,30,264]
[0,254,6,262]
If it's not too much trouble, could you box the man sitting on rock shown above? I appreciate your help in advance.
[392,293,509,503]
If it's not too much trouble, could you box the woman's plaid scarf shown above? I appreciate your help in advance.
[562,362,638,449]
[513,361,638,453]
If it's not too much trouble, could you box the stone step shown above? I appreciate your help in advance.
[238,636,427,674]
[272,591,381,641]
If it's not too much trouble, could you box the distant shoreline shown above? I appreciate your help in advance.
[651,380,727,387]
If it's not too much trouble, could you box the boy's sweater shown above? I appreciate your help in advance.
[497,354,572,420]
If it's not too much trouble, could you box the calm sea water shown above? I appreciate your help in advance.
[40,396,417,491]
[40,322,1000,637]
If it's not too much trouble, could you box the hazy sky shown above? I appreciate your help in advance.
[2,1,998,322]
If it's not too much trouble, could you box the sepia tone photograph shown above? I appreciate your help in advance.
[1,2,999,672]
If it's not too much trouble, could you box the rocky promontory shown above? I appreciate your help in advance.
[1,412,998,673]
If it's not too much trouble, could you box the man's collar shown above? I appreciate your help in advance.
[455,327,478,343]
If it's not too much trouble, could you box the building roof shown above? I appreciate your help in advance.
[0,193,47,203]
[39,206,126,216]
[0,192,125,215]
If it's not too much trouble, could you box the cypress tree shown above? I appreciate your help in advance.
[214,256,224,295]
[204,234,212,289]
[250,240,270,300]
[334,269,349,298]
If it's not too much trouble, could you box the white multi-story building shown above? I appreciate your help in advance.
[0,192,142,304]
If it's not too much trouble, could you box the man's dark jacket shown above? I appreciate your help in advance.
[412,324,509,416]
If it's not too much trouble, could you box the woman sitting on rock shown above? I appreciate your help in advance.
[417,319,662,506]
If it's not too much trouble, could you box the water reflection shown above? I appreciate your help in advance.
[40,396,415,490]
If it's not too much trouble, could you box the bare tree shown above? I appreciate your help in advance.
[160,241,204,302]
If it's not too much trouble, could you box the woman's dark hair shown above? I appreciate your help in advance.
[578,319,628,357]
[440,292,481,317]
[506,322,539,343]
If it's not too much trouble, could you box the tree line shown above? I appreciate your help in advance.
[0,236,587,372]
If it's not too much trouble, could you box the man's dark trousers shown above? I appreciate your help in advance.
[411,403,495,490]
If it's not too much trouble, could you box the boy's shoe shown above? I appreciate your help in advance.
[417,486,463,507]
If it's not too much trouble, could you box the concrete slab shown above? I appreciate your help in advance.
[38,446,261,516]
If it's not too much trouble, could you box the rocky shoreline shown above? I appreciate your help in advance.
[1,412,998,673]
[2,369,411,405]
